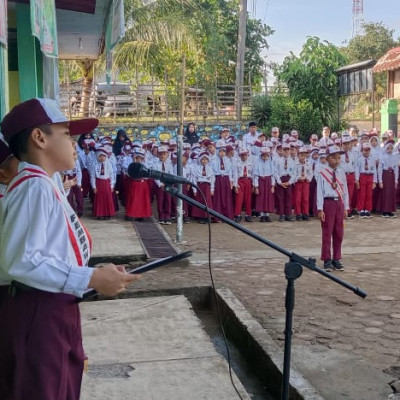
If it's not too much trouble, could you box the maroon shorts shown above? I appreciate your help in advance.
[0,285,85,400]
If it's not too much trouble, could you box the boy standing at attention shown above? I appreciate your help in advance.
[0,98,138,400]
[317,145,349,272]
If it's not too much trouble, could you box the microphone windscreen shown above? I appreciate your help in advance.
[127,162,145,179]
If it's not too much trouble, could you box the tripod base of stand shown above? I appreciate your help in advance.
[281,260,303,400]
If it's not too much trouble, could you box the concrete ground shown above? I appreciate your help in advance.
[80,296,250,400]
[133,214,400,400]
[81,205,400,399]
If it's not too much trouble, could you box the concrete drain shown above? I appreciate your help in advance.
[87,363,135,379]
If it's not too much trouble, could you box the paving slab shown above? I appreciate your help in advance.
[80,296,250,400]
[82,217,145,263]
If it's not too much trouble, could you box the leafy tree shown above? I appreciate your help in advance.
[251,94,321,140]
[341,22,399,63]
[276,37,347,129]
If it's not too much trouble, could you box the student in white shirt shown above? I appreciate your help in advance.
[0,98,138,400]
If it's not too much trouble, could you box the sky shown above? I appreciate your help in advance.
[251,0,400,72]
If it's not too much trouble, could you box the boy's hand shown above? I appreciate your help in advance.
[93,188,97,194]
[89,264,140,297]
[379,182,383,189]
[271,186,275,194]
[318,210,325,222]
[372,183,376,190]
[254,187,259,195]
[344,210,348,219]
[234,187,239,194]
[355,181,360,189]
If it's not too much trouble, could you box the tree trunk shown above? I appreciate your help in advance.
[77,60,94,118]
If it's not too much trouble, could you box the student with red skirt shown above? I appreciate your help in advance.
[153,146,173,224]
[173,153,192,223]
[192,152,215,223]
[124,149,152,221]
[340,136,357,218]
[233,148,253,222]
[293,147,313,221]
[274,143,296,221]
[192,152,215,224]
[63,158,84,217]
[317,145,349,272]
[355,142,377,218]
[90,148,116,220]
[211,145,234,220]
[253,146,275,222]
[378,140,398,218]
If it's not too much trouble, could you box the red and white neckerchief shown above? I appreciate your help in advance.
[7,167,92,266]
[320,167,345,202]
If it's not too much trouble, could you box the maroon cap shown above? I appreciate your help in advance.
[1,98,98,143]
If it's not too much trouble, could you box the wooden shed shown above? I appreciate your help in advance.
[373,47,400,99]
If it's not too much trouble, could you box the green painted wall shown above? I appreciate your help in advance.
[16,3,43,101]
[0,46,9,120]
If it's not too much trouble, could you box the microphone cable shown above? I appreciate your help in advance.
[193,183,244,400]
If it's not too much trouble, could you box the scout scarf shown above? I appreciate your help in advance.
[320,167,345,202]
[7,166,92,266]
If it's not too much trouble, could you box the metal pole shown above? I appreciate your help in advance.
[235,0,247,122]
[176,55,186,244]
[372,72,375,129]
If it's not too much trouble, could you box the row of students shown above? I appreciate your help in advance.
[101,131,400,225]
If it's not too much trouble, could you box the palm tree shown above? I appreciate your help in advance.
[60,0,199,117]
[113,0,198,77]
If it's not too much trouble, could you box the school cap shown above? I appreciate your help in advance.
[239,148,249,155]
[326,145,344,156]
[260,146,271,154]
[157,146,169,153]
[298,147,308,153]
[362,142,371,150]
[221,127,230,132]
[271,127,279,132]
[342,136,351,144]
[1,98,99,143]
[96,147,110,157]
[385,140,395,147]
[198,151,210,160]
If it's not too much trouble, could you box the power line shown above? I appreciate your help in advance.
[263,0,271,23]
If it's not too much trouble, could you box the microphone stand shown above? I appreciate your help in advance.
[164,185,366,400]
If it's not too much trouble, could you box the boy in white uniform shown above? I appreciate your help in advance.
[0,98,138,400]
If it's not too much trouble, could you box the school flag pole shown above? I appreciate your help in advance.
[164,184,367,400]
[176,54,186,244]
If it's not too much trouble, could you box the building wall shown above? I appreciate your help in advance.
[393,70,400,99]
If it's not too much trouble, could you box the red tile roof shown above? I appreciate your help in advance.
[373,47,400,73]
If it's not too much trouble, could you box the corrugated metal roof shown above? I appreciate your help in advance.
[336,59,376,74]
[373,47,400,73]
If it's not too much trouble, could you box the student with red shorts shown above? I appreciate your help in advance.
[317,145,349,272]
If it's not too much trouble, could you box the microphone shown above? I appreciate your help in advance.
[127,162,189,185]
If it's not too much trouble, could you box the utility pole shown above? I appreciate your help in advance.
[235,0,247,122]
[176,54,185,244]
